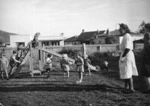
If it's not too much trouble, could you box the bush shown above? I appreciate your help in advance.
[89,52,119,71]
[59,48,80,58]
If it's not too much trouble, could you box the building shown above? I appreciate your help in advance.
[9,34,65,47]
[76,29,105,44]
[38,35,64,46]
[64,36,79,45]
[0,30,17,46]
[10,34,30,47]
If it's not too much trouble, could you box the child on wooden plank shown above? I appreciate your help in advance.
[60,54,71,78]
[45,53,53,78]
[75,53,84,84]
[0,52,9,80]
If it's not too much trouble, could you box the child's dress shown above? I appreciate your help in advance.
[84,58,91,71]
[75,57,84,72]
[60,58,70,72]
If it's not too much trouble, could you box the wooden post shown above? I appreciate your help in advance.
[82,43,86,57]
[29,42,33,77]
[39,42,43,71]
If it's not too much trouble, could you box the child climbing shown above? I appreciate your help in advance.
[9,50,21,76]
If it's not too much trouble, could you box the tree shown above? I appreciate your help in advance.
[105,36,119,44]
[138,21,146,33]
[0,38,3,47]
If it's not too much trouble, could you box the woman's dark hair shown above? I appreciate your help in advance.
[119,23,130,33]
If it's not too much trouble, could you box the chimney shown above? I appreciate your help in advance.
[82,29,84,33]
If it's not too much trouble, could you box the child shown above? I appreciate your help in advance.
[45,53,53,78]
[60,54,70,78]
[0,52,9,80]
[103,60,109,71]
[9,50,21,76]
[84,54,91,76]
[75,53,84,84]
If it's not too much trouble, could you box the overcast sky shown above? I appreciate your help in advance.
[0,0,150,37]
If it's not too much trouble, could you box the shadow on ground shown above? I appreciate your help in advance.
[0,83,123,93]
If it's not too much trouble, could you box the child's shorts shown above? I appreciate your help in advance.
[62,65,70,72]
[76,65,84,72]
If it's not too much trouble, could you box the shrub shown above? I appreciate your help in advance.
[59,48,80,58]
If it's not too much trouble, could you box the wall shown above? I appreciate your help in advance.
[10,35,30,47]
[45,44,120,55]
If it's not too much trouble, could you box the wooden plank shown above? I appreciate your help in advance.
[41,48,75,63]
[21,51,30,65]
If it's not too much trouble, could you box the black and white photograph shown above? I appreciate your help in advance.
[0,0,150,106]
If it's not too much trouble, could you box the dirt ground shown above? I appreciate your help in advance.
[0,70,150,106]
[0,52,150,106]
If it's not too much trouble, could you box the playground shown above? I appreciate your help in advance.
[0,51,150,106]
[0,34,150,106]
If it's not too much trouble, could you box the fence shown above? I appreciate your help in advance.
[0,44,120,58]
[0,43,144,59]
[45,44,120,55]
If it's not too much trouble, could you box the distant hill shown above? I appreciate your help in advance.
[0,30,17,45]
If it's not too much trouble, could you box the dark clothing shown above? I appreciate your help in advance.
[141,32,150,77]
[9,56,16,68]
[84,58,91,70]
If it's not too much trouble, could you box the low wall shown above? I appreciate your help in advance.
[45,44,120,55]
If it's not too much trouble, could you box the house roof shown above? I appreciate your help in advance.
[77,30,105,42]
[109,30,121,36]
[38,36,64,41]
[64,36,77,42]
[0,30,17,44]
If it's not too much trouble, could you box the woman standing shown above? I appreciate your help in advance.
[119,23,138,92]
[142,23,150,92]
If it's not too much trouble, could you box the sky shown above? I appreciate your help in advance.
[0,0,150,37]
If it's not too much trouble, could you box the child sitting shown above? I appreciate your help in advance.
[0,52,9,80]
[75,53,84,84]
[60,54,70,78]
[84,54,91,76]
[45,53,53,78]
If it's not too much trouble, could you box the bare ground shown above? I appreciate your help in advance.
[0,69,150,106]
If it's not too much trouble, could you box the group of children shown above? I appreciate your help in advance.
[44,52,92,84]
[1,48,109,83]
[0,50,21,80]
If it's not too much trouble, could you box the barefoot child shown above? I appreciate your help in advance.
[9,50,21,76]
[60,54,70,78]
[75,53,84,84]
[84,54,91,76]
[0,53,9,80]
[45,53,53,78]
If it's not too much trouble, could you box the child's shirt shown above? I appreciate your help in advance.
[75,57,84,66]
[45,57,52,68]
[104,61,108,67]
[84,58,91,69]
[60,58,70,71]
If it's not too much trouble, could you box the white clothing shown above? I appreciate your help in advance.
[119,33,138,79]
